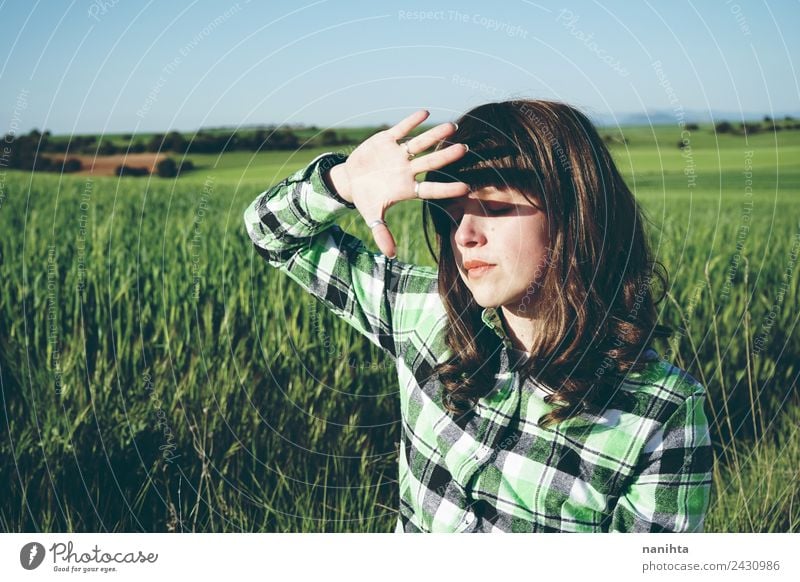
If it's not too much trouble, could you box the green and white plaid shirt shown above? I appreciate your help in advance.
[243,152,714,533]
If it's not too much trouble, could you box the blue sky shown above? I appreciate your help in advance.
[1,0,798,134]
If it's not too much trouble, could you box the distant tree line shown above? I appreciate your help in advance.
[2,130,197,177]
[1,130,83,173]
[143,129,304,154]
[148,127,351,153]
[714,116,799,136]
[4,127,354,160]
[115,158,194,178]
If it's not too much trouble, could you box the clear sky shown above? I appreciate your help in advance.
[1,0,798,135]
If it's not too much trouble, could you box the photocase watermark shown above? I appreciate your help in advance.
[46,245,63,394]
[556,9,629,77]
[726,0,752,37]
[0,141,9,212]
[190,176,214,300]
[516,101,571,173]
[652,60,696,189]
[662,278,706,363]
[752,228,800,356]
[516,246,556,314]
[87,0,121,22]
[720,149,754,301]
[142,372,180,464]
[593,270,661,379]
[20,539,159,572]
[137,2,249,119]
[47,540,158,571]
[2,88,30,210]
[20,542,46,570]
[7,88,30,137]
[397,9,529,39]
[76,179,93,293]
[451,73,502,98]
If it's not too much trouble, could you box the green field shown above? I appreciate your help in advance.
[1,123,798,532]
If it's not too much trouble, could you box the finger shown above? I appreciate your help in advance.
[405,121,458,155]
[410,143,469,175]
[386,109,430,141]
[367,219,397,259]
[416,181,470,200]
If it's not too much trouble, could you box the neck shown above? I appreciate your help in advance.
[499,302,546,354]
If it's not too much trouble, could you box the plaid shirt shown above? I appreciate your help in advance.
[243,152,714,533]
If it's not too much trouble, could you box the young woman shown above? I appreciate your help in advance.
[243,100,714,533]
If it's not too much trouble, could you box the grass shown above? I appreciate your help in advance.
[0,122,798,532]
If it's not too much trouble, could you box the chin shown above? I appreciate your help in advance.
[470,297,493,308]
[467,290,502,309]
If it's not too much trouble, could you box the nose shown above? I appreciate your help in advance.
[453,212,487,248]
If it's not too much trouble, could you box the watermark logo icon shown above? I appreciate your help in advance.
[20,542,46,570]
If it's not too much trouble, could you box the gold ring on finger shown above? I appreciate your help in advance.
[402,142,414,160]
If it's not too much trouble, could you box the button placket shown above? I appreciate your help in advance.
[473,443,491,462]
[453,367,520,488]
[457,508,476,531]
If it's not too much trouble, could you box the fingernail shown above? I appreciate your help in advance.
[463,143,469,152]
[388,254,397,260]
[452,122,459,131]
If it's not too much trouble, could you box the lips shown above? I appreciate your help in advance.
[463,259,496,278]
[463,259,495,270]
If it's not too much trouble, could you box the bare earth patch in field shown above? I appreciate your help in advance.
[49,153,166,176]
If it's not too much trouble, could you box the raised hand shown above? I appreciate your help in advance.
[326,109,470,259]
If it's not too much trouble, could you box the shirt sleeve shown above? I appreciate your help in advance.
[607,389,714,532]
[243,151,434,359]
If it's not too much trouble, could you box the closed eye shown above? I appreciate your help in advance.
[446,204,512,227]
[486,205,512,215]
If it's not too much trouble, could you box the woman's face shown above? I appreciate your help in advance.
[443,186,551,315]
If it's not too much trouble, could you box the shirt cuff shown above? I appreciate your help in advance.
[287,152,356,222]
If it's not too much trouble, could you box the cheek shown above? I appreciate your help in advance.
[502,218,549,272]
[503,217,544,251]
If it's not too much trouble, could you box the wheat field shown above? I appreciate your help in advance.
[1,122,798,532]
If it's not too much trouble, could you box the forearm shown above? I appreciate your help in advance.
[243,151,408,358]
[244,152,353,255]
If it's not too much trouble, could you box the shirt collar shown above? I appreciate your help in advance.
[481,306,533,374]
[480,307,514,351]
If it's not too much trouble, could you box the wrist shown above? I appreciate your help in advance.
[324,163,353,204]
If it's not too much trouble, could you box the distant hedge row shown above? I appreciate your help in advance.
[3,126,351,159]
[116,158,194,178]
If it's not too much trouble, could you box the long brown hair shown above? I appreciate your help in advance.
[422,99,671,429]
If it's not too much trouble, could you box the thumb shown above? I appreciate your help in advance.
[366,216,397,260]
